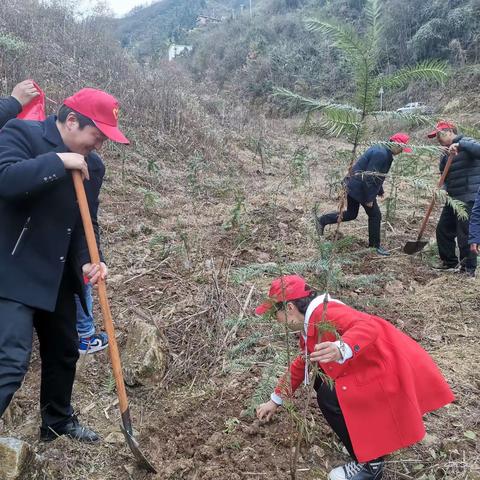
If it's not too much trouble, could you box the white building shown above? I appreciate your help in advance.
[168,43,193,61]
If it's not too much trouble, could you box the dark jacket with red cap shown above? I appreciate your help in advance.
[0,115,105,312]
[346,145,393,204]
[439,135,480,203]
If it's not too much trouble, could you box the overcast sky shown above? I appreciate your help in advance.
[106,0,153,16]
[79,0,154,17]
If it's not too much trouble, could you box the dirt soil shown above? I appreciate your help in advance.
[1,116,479,480]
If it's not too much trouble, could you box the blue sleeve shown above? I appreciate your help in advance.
[469,189,480,245]
[0,96,22,129]
[0,119,67,200]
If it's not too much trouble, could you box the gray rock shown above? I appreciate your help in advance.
[310,444,325,461]
[122,312,169,387]
[0,437,49,480]
[104,431,125,444]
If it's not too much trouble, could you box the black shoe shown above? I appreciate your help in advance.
[375,246,390,256]
[315,216,326,237]
[40,415,99,443]
[457,268,476,278]
[432,262,458,271]
[328,460,384,480]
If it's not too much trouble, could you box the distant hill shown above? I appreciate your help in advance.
[116,0,247,62]
[116,0,480,108]
[184,0,480,103]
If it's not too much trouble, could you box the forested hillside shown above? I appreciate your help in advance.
[117,0,244,60]
[118,0,480,105]
[0,1,478,479]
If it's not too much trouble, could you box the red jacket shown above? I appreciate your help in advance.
[274,301,454,462]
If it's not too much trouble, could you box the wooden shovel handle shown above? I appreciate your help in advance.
[416,153,454,242]
[72,171,130,417]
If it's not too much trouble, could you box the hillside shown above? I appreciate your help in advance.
[117,0,480,108]
[116,0,245,61]
[0,0,479,479]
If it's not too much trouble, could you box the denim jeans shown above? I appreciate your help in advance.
[75,283,95,339]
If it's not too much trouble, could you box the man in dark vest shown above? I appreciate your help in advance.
[427,121,480,276]
[315,133,411,256]
[0,88,129,441]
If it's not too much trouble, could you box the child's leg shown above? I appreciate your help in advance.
[75,283,95,339]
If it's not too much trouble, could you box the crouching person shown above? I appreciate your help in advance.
[255,275,454,480]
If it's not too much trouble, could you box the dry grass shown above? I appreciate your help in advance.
[1,110,478,479]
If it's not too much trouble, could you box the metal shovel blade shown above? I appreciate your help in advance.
[403,240,428,255]
[120,423,157,474]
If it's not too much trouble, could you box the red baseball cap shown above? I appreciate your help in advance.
[255,275,313,315]
[63,88,129,144]
[389,132,412,153]
[427,121,456,139]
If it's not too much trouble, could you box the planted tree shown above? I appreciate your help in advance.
[275,0,448,158]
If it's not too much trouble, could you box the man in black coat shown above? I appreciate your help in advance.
[1,83,110,355]
[427,121,480,276]
[316,133,411,256]
[0,87,129,441]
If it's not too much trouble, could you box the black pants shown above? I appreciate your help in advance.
[0,275,79,428]
[436,202,477,273]
[320,195,382,248]
[314,377,383,464]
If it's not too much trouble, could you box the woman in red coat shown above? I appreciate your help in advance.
[256,275,454,480]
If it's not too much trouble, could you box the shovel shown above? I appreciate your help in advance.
[403,153,454,255]
[72,171,157,474]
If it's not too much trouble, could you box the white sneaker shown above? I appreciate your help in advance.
[329,461,364,480]
[78,332,109,355]
[328,460,383,480]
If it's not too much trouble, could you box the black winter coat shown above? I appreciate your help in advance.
[0,115,105,311]
[439,135,480,203]
[346,145,393,204]
[0,96,22,126]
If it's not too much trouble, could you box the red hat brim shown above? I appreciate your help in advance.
[94,120,130,144]
[255,302,273,315]
[403,146,412,153]
[427,130,438,138]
